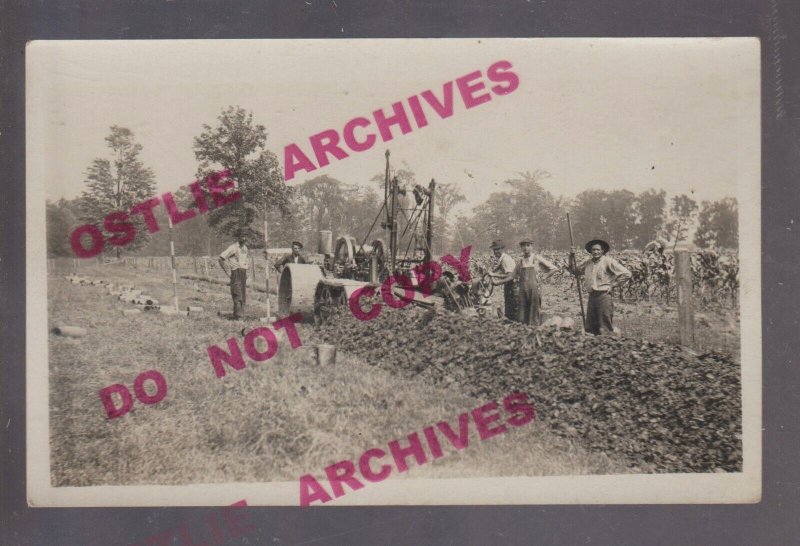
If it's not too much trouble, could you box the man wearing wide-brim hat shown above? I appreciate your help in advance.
[514,238,558,325]
[218,228,250,320]
[486,240,518,320]
[273,240,308,271]
[567,238,632,335]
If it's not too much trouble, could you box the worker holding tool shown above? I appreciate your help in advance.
[218,228,250,320]
[515,239,558,325]
[567,239,632,335]
[486,240,518,321]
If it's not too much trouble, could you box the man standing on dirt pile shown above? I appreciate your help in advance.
[486,240,518,320]
[272,241,307,271]
[515,239,558,325]
[218,228,250,320]
[567,239,632,335]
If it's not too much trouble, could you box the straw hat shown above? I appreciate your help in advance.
[585,239,610,254]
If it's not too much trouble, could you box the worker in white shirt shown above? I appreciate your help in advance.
[218,228,250,320]
[567,239,632,334]
[486,240,518,321]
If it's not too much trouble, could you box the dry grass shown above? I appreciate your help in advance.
[49,265,627,487]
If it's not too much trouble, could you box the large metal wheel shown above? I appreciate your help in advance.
[278,264,325,321]
[333,236,357,277]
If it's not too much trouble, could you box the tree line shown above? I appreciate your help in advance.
[47,106,738,258]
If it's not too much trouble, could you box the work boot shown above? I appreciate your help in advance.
[233,301,243,320]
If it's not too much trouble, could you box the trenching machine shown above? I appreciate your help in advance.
[277,151,495,322]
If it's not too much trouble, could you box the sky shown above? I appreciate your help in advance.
[27,38,759,215]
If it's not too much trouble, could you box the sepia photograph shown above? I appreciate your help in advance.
[26,38,761,506]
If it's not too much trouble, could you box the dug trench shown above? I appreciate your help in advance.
[317,306,742,473]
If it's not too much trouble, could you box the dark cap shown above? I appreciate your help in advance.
[292,241,304,249]
[490,240,505,250]
[234,228,247,238]
[585,239,610,254]
[519,239,534,246]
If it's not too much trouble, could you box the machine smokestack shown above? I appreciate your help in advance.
[318,230,333,255]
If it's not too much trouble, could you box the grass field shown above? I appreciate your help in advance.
[49,265,629,487]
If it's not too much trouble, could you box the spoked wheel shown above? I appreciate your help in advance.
[333,236,356,278]
[370,238,389,281]
[314,285,346,324]
[476,272,494,304]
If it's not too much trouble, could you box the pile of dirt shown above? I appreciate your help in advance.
[317,307,742,473]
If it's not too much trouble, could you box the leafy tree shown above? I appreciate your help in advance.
[694,197,738,249]
[370,158,419,222]
[504,170,569,249]
[78,126,156,256]
[632,188,667,248]
[663,194,699,249]
[296,175,353,235]
[467,191,519,250]
[570,189,638,250]
[342,186,383,246]
[134,187,230,256]
[450,213,475,250]
[370,159,418,189]
[461,170,568,251]
[46,199,79,256]
[193,106,292,244]
[434,182,466,253]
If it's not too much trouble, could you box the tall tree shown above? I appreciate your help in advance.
[342,186,383,245]
[79,126,156,256]
[663,193,699,249]
[370,159,418,223]
[135,188,230,256]
[370,159,418,189]
[461,170,568,251]
[632,188,667,248]
[504,170,569,249]
[467,191,518,250]
[193,106,292,243]
[694,197,738,249]
[46,199,79,256]
[570,189,637,250]
[434,182,466,253]
[296,175,354,241]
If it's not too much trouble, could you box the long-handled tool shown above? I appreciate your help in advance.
[567,213,586,330]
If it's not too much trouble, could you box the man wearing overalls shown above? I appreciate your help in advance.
[515,239,558,325]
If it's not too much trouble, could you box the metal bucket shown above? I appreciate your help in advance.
[316,344,336,366]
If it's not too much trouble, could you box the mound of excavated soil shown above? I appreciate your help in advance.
[317,307,742,473]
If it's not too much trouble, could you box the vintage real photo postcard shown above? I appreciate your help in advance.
[27,38,761,506]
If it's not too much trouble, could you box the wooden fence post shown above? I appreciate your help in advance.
[675,242,695,347]
[203,256,209,279]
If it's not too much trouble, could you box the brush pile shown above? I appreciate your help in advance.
[317,307,742,473]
